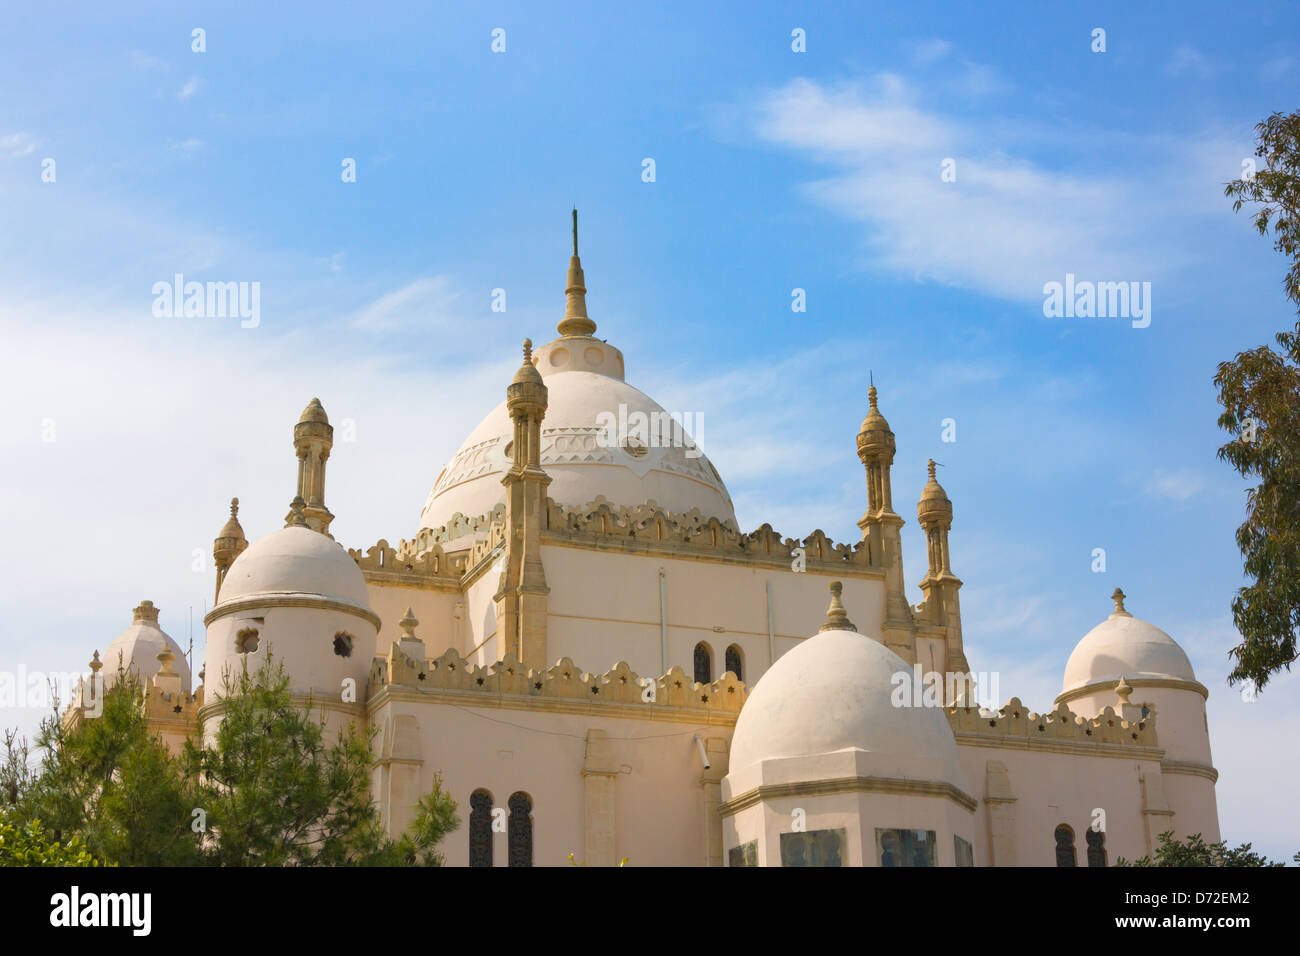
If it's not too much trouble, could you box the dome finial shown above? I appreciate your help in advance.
[1111,587,1130,617]
[399,606,420,640]
[928,458,937,480]
[819,580,858,632]
[558,209,597,337]
[523,337,533,361]
[1115,674,1133,705]
[285,495,309,528]
[133,600,159,625]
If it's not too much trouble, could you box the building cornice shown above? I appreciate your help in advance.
[719,774,979,817]
[204,592,381,629]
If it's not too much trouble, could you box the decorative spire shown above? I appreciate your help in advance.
[1111,588,1130,617]
[819,580,858,632]
[512,337,544,386]
[1115,674,1133,706]
[399,607,420,641]
[558,209,597,337]
[133,600,160,625]
[285,495,309,528]
[928,459,937,481]
[89,650,102,675]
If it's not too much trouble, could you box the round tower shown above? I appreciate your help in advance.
[202,493,378,737]
[1057,589,1219,842]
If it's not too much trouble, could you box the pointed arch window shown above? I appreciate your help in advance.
[1086,828,1107,867]
[508,791,533,867]
[694,642,712,685]
[1054,824,1076,867]
[724,644,743,682]
[469,789,493,867]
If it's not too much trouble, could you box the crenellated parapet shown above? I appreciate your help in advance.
[403,505,507,557]
[368,644,748,720]
[946,696,1158,752]
[349,538,466,587]
[540,496,876,572]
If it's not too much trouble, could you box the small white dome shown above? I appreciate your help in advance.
[1063,605,1196,693]
[218,526,370,609]
[102,603,190,689]
[419,338,734,534]
[730,616,962,784]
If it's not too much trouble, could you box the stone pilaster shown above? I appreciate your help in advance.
[582,729,618,866]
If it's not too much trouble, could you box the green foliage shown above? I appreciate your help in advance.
[20,667,203,866]
[5,653,457,866]
[1116,830,1286,867]
[184,653,457,866]
[1218,110,1300,691]
[0,807,106,867]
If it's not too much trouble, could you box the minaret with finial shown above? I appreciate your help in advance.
[294,397,335,535]
[855,378,915,662]
[558,208,596,337]
[916,459,969,676]
[212,497,248,603]
[495,338,552,666]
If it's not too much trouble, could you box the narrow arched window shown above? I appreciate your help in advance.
[694,642,712,685]
[469,789,494,867]
[724,644,743,681]
[1054,824,1076,867]
[508,791,532,867]
[1086,828,1107,867]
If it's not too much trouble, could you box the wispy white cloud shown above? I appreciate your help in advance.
[348,276,464,333]
[1167,46,1214,78]
[1146,468,1205,502]
[907,38,952,66]
[169,137,203,154]
[750,76,1169,303]
[177,75,200,100]
[130,50,166,71]
[1,133,37,158]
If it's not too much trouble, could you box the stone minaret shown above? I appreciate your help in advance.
[212,497,248,602]
[496,338,551,667]
[916,460,969,677]
[856,384,915,663]
[294,398,335,535]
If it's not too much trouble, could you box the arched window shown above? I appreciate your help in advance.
[1054,824,1076,867]
[469,789,493,867]
[724,644,743,681]
[1086,828,1107,867]
[507,791,533,867]
[694,642,712,685]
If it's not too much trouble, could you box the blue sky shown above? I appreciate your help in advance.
[2,1,1298,857]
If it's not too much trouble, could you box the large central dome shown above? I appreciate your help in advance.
[419,223,734,534]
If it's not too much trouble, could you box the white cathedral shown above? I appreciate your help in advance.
[68,226,1221,867]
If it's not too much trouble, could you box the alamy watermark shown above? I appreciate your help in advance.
[595,403,703,458]
[890,665,1001,711]
[152,274,260,328]
[1042,274,1151,328]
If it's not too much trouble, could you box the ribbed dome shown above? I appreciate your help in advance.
[730,607,962,784]
[102,602,191,689]
[419,337,734,534]
[217,525,370,609]
[1062,595,1196,693]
